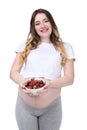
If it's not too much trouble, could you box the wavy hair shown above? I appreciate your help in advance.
[19,8,67,65]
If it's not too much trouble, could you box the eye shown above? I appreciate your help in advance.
[35,22,40,26]
[43,18,49,23]
[44,19,49,23]
[35,23,39,26]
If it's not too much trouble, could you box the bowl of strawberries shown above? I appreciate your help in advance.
[25,78,45,95]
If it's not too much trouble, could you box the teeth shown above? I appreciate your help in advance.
[40,29,48,32]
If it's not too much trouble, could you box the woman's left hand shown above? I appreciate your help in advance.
[36,78,51,96]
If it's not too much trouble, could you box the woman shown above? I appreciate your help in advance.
[10,8,75,130]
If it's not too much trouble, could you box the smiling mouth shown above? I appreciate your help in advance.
[40,28,49,33]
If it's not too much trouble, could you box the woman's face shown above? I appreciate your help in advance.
[34,13,52,42]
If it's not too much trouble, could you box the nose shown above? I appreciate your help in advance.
[40,22,45,27]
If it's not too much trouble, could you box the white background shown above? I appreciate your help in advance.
[0,0,87,130]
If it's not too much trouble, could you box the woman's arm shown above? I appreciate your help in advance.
[50,59,75,88]
[10,53,25,86]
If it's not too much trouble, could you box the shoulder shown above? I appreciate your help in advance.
[63,42,73,49]
[63,42,75,60]
[15,41,26,53]
[63,42,74,53]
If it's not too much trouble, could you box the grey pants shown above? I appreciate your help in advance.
[15,96,62,130]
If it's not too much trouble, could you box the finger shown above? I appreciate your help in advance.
[37,91,42,95]
[28,93,34,96]
[43,85,48,89]
[21,85,26,89]
[42,89,48,93]
[37,89,48,95]
[23,89,31,94]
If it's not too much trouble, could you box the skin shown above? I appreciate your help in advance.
[10,13,74,108]
[34,13,52,43]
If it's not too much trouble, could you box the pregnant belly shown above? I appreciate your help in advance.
[18,87,61,108]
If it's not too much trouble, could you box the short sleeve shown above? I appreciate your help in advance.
[15,42,26,53]
[64,43,75,60]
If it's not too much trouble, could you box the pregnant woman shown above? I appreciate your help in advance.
[10,8,75,130]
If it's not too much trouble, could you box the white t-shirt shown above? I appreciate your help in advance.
[16,42,75,80]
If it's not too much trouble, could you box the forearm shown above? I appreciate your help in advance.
[50,76,74,88]
[10,71,25,86]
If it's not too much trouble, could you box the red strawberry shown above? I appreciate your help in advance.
[25,78,45,89]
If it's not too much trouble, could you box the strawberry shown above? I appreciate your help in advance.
[25,78,45,89]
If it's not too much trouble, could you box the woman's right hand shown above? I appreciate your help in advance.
[19,78,35,96]
[19,77,31,90]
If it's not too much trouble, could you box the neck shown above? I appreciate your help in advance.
[40,39,51,43]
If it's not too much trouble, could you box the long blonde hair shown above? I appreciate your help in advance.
[19,9,67,66]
